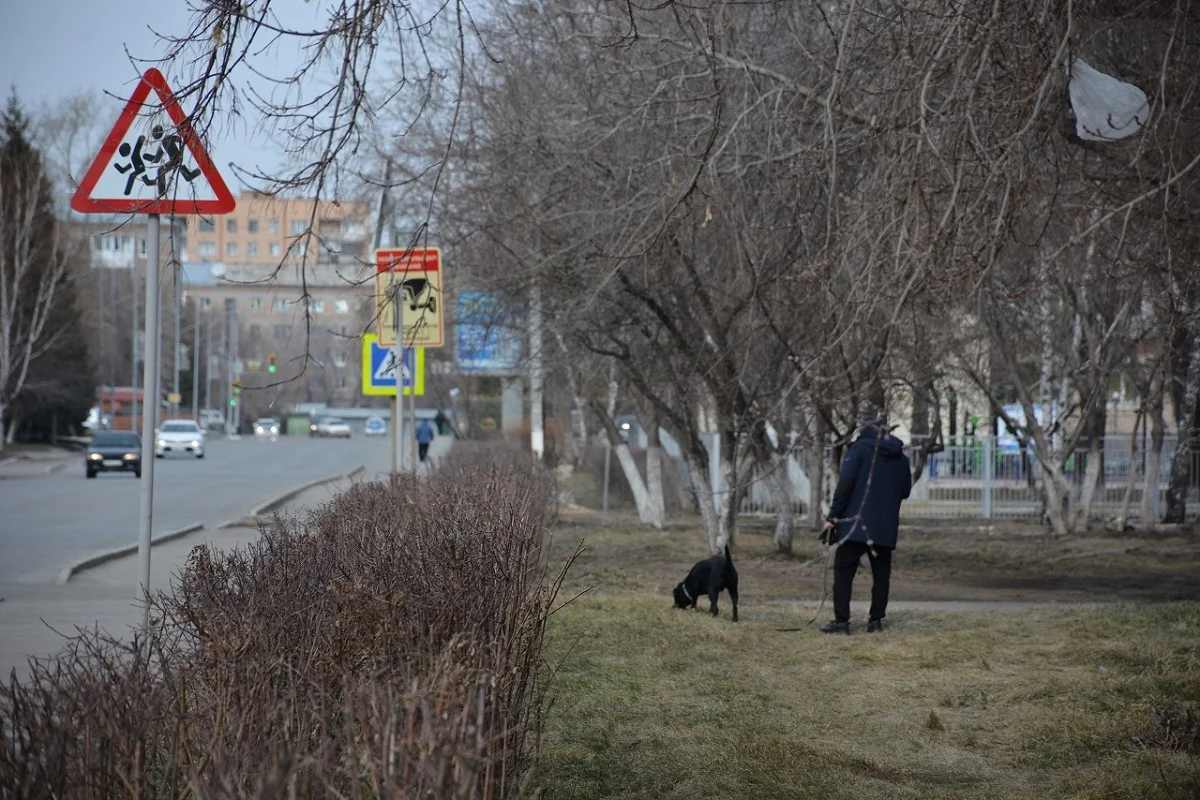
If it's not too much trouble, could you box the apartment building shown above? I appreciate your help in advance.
[180,192,375,408]
[182,191,370,271]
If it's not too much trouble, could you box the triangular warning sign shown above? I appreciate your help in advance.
[71,69,236,215]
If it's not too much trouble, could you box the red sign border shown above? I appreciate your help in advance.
[70,68,236,215]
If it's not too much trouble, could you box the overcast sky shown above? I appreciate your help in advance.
[0,0,298,192]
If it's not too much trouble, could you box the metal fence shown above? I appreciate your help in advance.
[734,435,1200,521]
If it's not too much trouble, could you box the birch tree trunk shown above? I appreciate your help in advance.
[1140,370,1165,525]
[685,447,722,552]
[643,415,666,529]
[1072,435,1103,533]
[1114,404,1143,532]
[769,448,795,554]
[1164,328,1200,524]
[806,414,826,529]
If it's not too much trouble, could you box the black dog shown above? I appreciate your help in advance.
[673,544,739,621]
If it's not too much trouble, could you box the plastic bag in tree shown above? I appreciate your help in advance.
[1067,57,1148,142]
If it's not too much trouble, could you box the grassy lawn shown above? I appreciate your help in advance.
[538,515,1200,799]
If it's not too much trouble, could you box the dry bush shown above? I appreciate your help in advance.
[0,461,564,799]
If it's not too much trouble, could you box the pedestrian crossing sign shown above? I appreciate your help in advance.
[362,334,424,396]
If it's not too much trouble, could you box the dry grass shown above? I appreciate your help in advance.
[538,516,1200,799]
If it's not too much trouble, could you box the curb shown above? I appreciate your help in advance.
[57,522,205,584]
[217,465,365,530]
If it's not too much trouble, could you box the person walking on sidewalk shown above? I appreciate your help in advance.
[416,419,436,463]
[820,412,912,634]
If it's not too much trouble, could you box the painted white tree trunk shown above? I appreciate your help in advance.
[644,426,666,529]
[686,449,722,552]
[769,450,795,553]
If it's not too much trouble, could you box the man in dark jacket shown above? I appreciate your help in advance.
[819,414,912,634]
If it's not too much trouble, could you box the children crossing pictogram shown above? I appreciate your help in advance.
[71,69,235,214]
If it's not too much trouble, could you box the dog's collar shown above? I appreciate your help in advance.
[679,584,693,603]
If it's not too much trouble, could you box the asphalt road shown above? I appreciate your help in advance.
[0,434,392,584]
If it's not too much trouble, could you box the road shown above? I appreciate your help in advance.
[0,435,392,585]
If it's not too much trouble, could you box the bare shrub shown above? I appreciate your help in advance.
[1,463,563,798]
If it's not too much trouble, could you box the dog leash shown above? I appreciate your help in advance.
[775,539,836,631]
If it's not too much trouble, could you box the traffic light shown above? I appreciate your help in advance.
[267,353,278,374]
[232,378,243,396]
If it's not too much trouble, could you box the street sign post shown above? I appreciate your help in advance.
[361,334,424,396]
[375,247,444,348]
[70,68,235,635]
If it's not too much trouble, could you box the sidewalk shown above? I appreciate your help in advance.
[0,448,78,479]
[0,434,455,682]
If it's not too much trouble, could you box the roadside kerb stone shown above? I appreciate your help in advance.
[217,465,366,529]
[56,522,205,584]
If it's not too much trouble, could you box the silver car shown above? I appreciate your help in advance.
[254,417,281,440]
[314,416,352,438]
[155,419,205,458]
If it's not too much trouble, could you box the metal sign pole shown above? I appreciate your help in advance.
[393,282,405,472]
[136,214,161,631]
[409,348,418,471]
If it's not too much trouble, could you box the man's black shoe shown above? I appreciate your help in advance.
[819,620,851,634]
[867,618,884,633]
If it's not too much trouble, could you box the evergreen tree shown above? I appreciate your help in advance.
[0,94,95,444]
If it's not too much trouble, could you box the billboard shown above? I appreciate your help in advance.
[456,291,522,374]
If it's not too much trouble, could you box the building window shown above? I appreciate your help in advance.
[290,219,305,235]
[273,324,289,339]
[138,239,147,256]
[199,219,215,232]
[269,218,279,234]
[198,241,217,258]
[249,324,261,338]
[226,219,237,234]
[305,298,325,314]
[269,243,280,257]
[296,243,307,257]
[334,299,350,314]
[249,298,263,312]
[248,219,259,234]
[338,324,348,336]
[342,218,365,236]
[273,298,292,313]
[225,242,238,258]
[248,242,259,257]
[199,297,212,310]
[334,376,348,389]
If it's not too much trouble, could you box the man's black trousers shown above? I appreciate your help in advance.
[832,540,894,623]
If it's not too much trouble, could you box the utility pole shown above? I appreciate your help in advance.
[130,259,139,434]
[191,295,200,421]
[204,304,213,415]
[219,310,227,429]
[171,221,181,417]
[225,298,238,436]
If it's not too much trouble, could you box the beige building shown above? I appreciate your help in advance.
[182,191,370,273]
[181,192,376,412]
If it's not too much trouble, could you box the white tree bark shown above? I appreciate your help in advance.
[643,420,666,529]
[0,161,69,449]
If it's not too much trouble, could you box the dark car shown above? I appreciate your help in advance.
[86,431,142,479]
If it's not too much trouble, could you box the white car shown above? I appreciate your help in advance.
[314,416,352,438]
[155,419,205,458]
[363,415,387,436]
[254,417,281,440]
[200,409,226,433]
